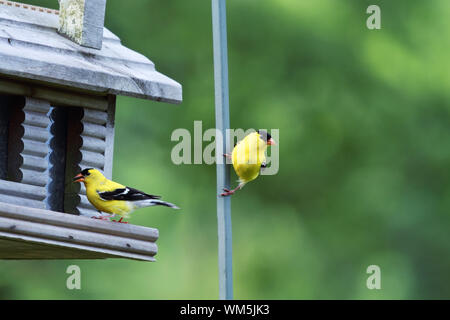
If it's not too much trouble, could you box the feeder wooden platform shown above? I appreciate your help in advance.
[0,202,158,261]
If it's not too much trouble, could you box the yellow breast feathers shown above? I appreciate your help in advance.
[232,132,267,183]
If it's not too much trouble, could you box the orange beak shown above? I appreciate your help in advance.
[73,173,85,183]
[267,138,276,146]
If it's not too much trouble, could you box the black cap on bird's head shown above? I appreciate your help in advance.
[73,168,94,183]
[257,130,276,146]
[80,168,94,176]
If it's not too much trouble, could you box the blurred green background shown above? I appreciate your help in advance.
[1,0,449,299]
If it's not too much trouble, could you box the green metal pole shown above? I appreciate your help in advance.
[211,0,233,300]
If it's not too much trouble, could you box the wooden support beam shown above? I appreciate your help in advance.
[58,0,107,50]
[0,77,109,111]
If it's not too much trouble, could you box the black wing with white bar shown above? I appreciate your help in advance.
[97,187,161,202]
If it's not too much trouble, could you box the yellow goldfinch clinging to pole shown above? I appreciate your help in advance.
[221,130,276,196]
[73,168,179,223]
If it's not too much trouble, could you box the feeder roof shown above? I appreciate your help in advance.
[0,2,182,104]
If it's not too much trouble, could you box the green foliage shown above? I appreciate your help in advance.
[2,0,449,299]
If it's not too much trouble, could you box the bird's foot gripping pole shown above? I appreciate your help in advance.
[223,153,232,165]
[221,185,241,197]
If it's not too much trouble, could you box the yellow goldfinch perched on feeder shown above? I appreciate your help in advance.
[73,168,179,223]
[221,130,276,196]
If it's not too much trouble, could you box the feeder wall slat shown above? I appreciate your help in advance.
[83,108,108,125]
[24,98,52,113]
[23,139,48,158]
[21,168,47,187]
[82,122,106,139]
[0,180,46,200]
[81,135,106,153]
[0,193,45,209]
[23,110,50,128]
[80,149,105,169]
[23,124,48,142]
[22,154,47,172]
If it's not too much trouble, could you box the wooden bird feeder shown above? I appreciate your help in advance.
[0,0,182,261]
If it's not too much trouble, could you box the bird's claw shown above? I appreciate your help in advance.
[112,218,129,224]
[91,216,111,221]
[220,188,235,197]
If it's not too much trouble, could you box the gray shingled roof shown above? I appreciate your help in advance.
[0,3,182,104]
